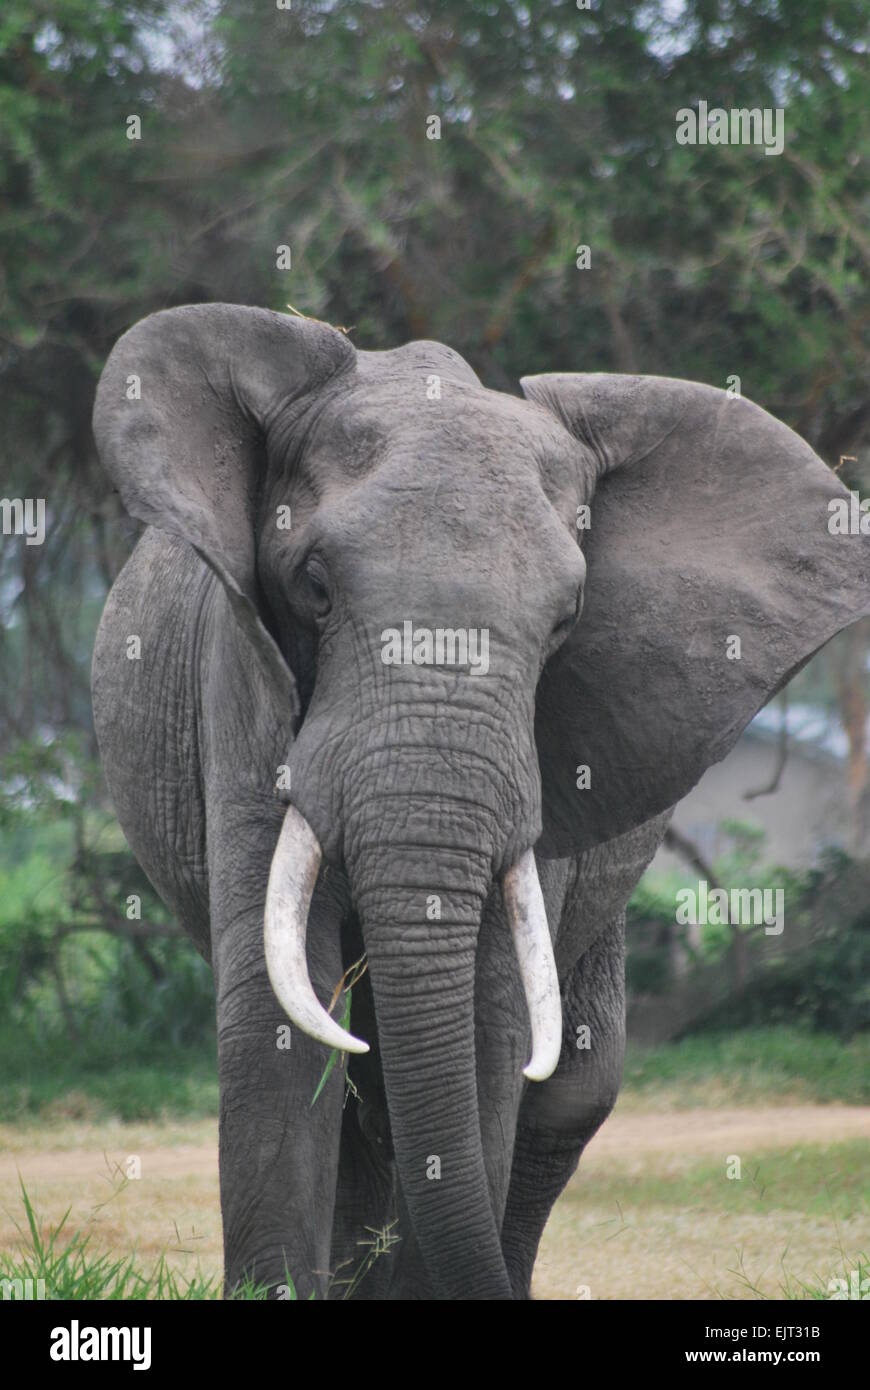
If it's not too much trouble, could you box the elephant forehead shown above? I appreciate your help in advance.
[310,460,583,610]
[308,375,578,481]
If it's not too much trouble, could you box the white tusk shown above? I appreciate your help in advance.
[264,806,369,1055]
[502,849,562,1081]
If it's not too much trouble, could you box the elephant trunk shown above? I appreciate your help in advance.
[346,827,512,1299]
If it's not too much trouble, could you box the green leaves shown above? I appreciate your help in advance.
[311,953,368,1107]
[310,986,352,1108]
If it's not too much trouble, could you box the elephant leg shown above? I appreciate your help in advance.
[328,921,397,1301]
[329,1095,397,1300]
[209,805,348,1300]
[501,915,625,1299]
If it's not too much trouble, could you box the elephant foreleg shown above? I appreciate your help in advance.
[500,915,625,1299]
[210,808,347,1300]
[328,939,398,1301]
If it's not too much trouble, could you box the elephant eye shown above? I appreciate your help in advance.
[303,559,331,614]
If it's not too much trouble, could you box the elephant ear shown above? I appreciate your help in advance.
[93,303,355,703]
[521,373,870,858]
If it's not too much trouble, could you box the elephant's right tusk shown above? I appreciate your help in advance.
[502,849,563,1081]
[264,805,369,1055]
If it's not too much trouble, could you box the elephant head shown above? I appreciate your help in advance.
[93,304,870,1298]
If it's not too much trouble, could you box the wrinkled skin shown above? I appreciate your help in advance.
[91,305,870,1299]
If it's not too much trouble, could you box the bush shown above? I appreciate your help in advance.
[628,834,870,1040]
[0,746,217,1118]
[699,853,870,1037]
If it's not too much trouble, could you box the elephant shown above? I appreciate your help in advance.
[91,303,870,1300]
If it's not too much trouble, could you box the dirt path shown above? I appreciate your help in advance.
[585,1103,870,1161]
[2,1104,868,1299]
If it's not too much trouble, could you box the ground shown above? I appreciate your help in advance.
[2,1102,867,1299]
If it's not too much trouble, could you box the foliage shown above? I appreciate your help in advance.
[0,737,216,1119]
[623,1026,870,1107]
[311,952,367,1107]
[699,849,870,1037]
[628,832,870,1038]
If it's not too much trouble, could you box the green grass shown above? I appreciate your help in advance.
[780,1257,869,1301]
[2,1023,869,1124]
[622,1027,870,1108]
[0,1184,221,1299]
[0,1185,370,1300]
[725,1252,869,1301]
[0,1024,218,1123]
[567,1139,870,1219]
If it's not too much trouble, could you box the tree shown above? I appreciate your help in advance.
[1,0,868,804]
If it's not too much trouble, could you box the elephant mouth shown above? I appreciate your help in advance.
[263,803,562,1081]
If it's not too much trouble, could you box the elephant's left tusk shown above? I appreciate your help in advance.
[502,850,562,1081]
[264,805,370,1055]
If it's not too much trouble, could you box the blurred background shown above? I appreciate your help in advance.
[1,0,869,1299]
